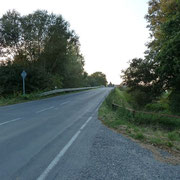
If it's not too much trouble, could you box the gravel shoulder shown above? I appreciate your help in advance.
[53,115,180,180]
[77,121,180,180]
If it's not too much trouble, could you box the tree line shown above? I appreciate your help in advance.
[0,10,107,96]
[122,0,180,114]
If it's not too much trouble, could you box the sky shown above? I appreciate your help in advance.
[0,0,150,84]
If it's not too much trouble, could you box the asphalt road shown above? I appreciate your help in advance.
[0,87,179,180]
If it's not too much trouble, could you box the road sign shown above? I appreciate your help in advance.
[21,70,27,95]
[21,70,27,79]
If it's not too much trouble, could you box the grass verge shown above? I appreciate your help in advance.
[0,88,93,106]
[99,88,180,164]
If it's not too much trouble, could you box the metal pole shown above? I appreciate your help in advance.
[23,78,25,95]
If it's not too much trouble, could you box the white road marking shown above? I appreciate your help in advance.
[37,116,92,180]
[36,106,54,113]
[80,117,92,130]
[60,101,70,106]
[0,118,22,126]
[54,101,70,110]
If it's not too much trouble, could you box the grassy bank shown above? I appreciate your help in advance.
[0,92,47,106]
[99,88,180,154]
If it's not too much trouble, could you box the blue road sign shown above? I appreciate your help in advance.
[21,70,27,79]
[21,70,27,95]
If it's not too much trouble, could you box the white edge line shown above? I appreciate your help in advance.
[0,118,22,126]
[36,106,54,113]
[80,117,92,130]
[37,116,92,180]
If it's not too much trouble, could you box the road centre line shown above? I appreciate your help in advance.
[0,118,22,126]
[60,101,70,106]
[37,116,93,180]
[54,101,70,110]
[36,106,54,113]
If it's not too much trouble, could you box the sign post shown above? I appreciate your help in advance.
[21,70,27,95]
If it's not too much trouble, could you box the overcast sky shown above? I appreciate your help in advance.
[0,0,150,84]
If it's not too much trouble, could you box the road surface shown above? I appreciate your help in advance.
[0,88,179,180]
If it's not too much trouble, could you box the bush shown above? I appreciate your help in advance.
[105,88,180,130]
[168,131,180,141]
[105,88,126,109]
[134,132,145,140]
[129,89,153,108]
[145,102,169,112]
[48,74,63,89]
[127,111,180,130]
[105,89,116,108]
[0,62,51,96]
[169,90,180,115]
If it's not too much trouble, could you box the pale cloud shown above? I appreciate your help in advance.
[0,0,150,84]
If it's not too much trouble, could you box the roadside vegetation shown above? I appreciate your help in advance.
[0,10,107,104]
[121,0,180,115]
[99,0,180,164]
[0,88,95,106]
[0,92,41,106]
[99,88,180,155]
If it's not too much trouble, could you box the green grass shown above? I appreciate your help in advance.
[168,131,180,141]
[0,93,41,106]
[133,132,146,140]
[99,88,180,152]
[109,89,180,130]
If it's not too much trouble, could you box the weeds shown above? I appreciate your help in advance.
[134,132,145,140]
[99,88,180,152]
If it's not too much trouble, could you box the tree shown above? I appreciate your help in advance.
[88,72,107,86]
[122,58,162,105]
[40,15,85,87]
[0,10,87,95]
[20,10,52,61]
[122,0,180,109]
[156,10,180,91]
[108,82,114,87]
[0,10,21,58]
[0,60,50,95]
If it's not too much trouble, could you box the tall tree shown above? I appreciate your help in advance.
[122,0,180,108]
[0,10,21,58]
[145,0,180,91]
[0,10,87,95]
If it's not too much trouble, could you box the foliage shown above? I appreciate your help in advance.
[88,72,107,86]
[129,89,154,108]
[106,88,180,130]
[122,58,162,106]
[145,102,169,113]
[0,10,107,96]
[169,90,180,115]
[99,88,180,151]
[122,0,180,110]
[145,0,180,91]
[105,88,127,108]
[0,60,50,96]
[122,58,155,90]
